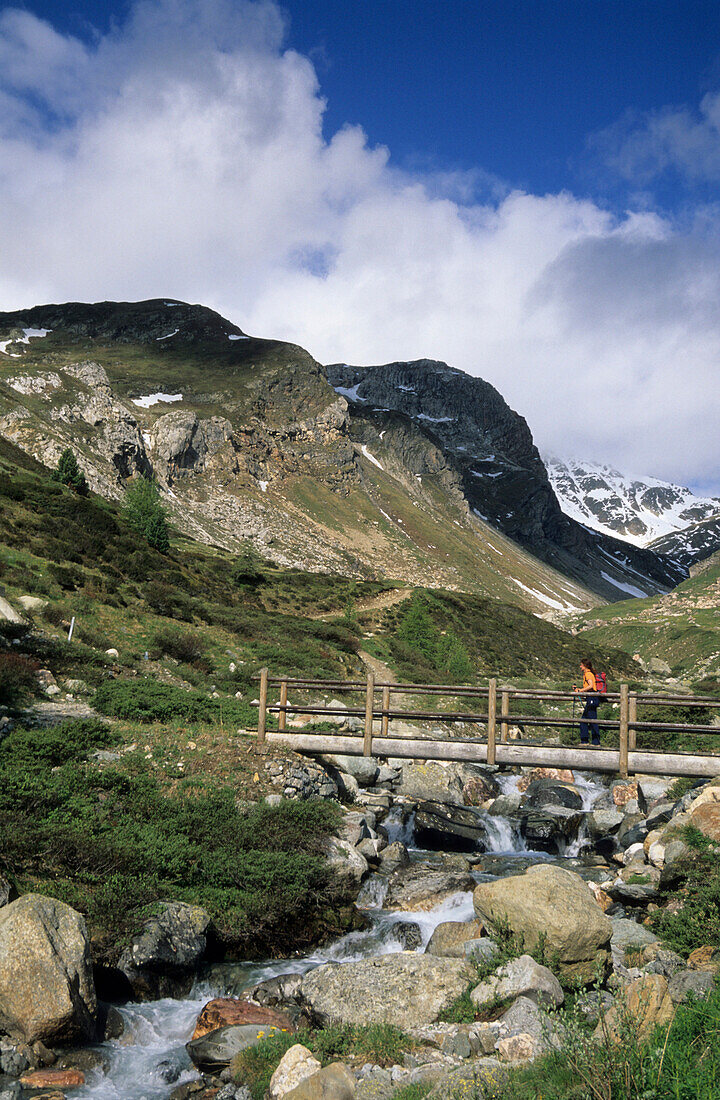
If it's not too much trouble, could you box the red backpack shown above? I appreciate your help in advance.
[595,671,607,697]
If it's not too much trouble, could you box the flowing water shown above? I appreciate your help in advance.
[76,770,607,1100]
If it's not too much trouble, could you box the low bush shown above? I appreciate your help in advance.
[93,678,259,727]
[0,652,39,707]
[152,627,206,665]
[650,826,720,954]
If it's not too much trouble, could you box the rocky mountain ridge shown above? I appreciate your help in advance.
[0,299,684,611]
[545,457,720,555]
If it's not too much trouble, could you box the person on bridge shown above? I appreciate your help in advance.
[575,659,600,747]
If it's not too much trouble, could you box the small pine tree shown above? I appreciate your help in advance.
[231,543,264,586]
[52,448,88,495]
[123,476,170,553]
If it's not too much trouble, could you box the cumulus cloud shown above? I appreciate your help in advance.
[0,0,718,493]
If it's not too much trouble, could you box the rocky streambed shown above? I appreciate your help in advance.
[2,758,719,1100]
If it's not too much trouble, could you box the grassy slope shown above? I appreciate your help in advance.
[574,558,720,685]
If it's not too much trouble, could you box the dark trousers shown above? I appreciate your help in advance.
[580,695,600,745]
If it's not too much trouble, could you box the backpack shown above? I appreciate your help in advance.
[595,671,607,697]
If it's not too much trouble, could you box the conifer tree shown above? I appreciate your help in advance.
[51,448,89,495]
[123,475,170,552]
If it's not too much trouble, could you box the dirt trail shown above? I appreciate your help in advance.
[307,587,413,621]
[357,649,414,712]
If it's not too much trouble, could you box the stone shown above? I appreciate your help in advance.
[522,779,583,811]
[425,920,486,958]
[0,875,14,908]
[299,954,471,1027]
[464,938,499,964]
[19,1069,84,1089]
[610,918,658,952]
[575,990,614,1024]
[17,595,48,612]
[470,955,564,1010]
[517,768,574,792]
[385,865,475,911]
[0,894,97,1044]
[63,679,89,694]
[105,648,119,659]
[188,1024,282,1068]
[648,657,671,675]
[637,777,673,813]
[118,901,211,997]
[688,945,720,973]
[473,865,612,983]
[283,1062,355,1099]
[596,974,674,1041]
[356,839,382,862]
[268,1044,322,1098]
[587,808,624,837]
[390,922,423,950]
[377,842,409,873]
[320,755,378,787]
[414,801,488,850]
[192,999,294,1040]
[324,838,368,887]
[496,1032,537,1062]
[667,969,715,1004]
[519,806,584,850]
[426,1059,508,1098]
[489,794,521,816]
[690,802,720,842]
[612,782,638,808]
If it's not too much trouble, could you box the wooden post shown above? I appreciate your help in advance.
[629,693,637,753]
[364,672,375,757]
[487,678,497,765]
[257,667,269,749]
[500,690,510,743]
[381,685,391,737]
[278,679,288,732]
[619,682,629,778]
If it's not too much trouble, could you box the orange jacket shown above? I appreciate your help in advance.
[582,668,597,692]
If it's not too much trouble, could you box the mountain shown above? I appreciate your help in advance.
[546,457,720,550]
[0,299,683,613]
[326,360,684,601]
[648,515,720,572]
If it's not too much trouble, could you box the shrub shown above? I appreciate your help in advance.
[51,448,88,495]
[650,827,720,954]
[0,653,39,707]
[153,627,205,665]
[123,476,170,553]
[231,544,265,587]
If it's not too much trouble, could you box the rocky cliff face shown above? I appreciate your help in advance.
[326,361,685,599]
[0,299,684,610]
[649,515,720,571]
[545,457,720,549]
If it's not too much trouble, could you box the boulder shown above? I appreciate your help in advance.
[414,801,487,851]
[324,838,368,888]
[470,955,563,1011]
[187,1023,281,1068]
[522,780,583,811]
[517,768,574,792]
[688,945,720,973]
[283,1062,355,1099]
[0,894,97,1044]
[464,938,499,964]
[495,1033,537,1062]
[390,921,423,950]
[377,842,409,873]
[473,865,612,983]
[610,918,658,953]
[118,901,211,999]
[587,808,624,837]
[425,920,486,958]
[192,999,294,1040]
[0,876,14,908]
[689,802,720,842]
[519,807,584,850]
[396,764,464,805]
[269,1044,321,1098]
[299,954,470,1027]
[385,865,475,911]
[320,755,378,787]
[17,596,48,612]
[596,974,674,1041]
[19,1069,84,1089]
[426,1060,508,1098]
[667,969,715,1004]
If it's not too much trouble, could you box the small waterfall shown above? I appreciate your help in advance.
[382,804,416,847]
[480,813,527,854]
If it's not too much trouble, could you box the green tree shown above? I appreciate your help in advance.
[123,476,170,553]
[231,543,265,586]
[51,448,88,495]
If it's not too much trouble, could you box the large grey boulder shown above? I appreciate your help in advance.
[522,780,583,811]
[118,901,211,999]
[473,865,612,983]
[0,894,97,1044]
[320,755,378,787]
[283,1062,356,1099]
[414,801,487,850]
[300,954,470,1027]
[668,969,715,1004]
[470,955,564,1010]
[519,807,584,850]
[324,838,368,888]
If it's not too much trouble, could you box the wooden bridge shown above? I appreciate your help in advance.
[253,672,720,780]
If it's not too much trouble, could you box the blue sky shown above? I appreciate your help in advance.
[1,0,719,490]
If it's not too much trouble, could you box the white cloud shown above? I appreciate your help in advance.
[0,0,718,493]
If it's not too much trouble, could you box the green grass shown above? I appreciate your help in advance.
[650,826,720,954]
[231,1024,414,1100]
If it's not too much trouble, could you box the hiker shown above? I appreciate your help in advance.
[574,658,600,747]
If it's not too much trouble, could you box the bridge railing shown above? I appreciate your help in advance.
[252,671,720,779]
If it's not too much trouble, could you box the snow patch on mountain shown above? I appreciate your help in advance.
[545,457,720,547]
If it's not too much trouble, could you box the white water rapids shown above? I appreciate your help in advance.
[75,771,606,1100]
